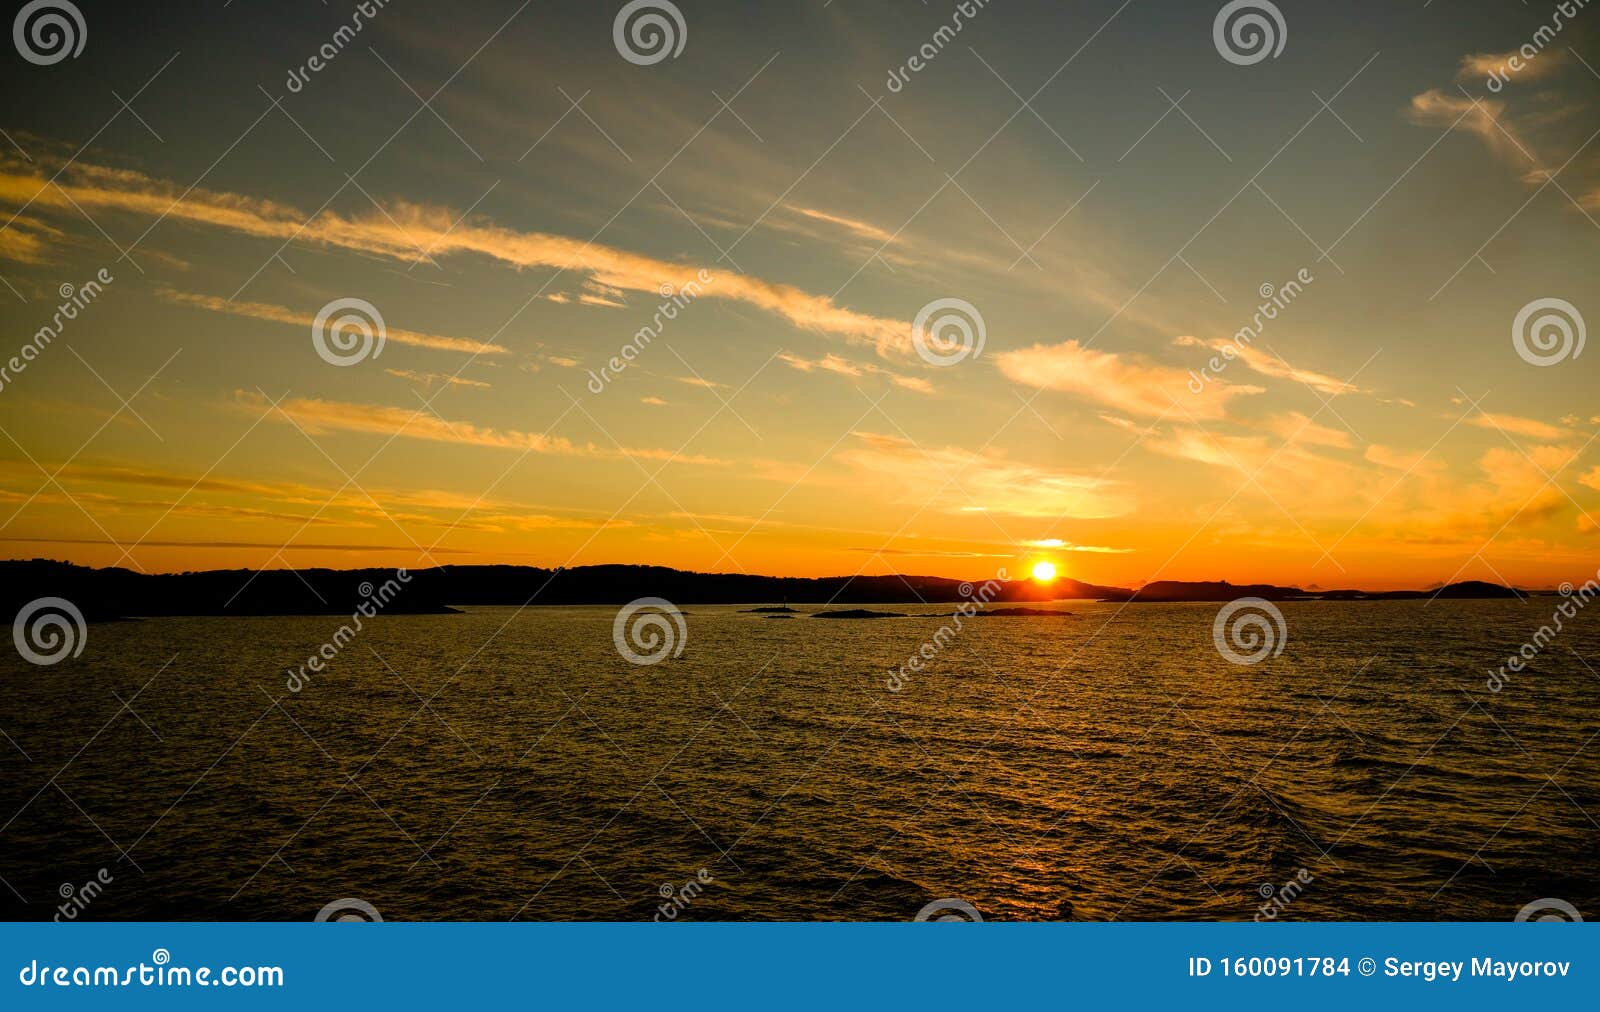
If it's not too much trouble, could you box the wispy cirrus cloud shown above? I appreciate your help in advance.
[0,534,478,553]
[785,205,896,245]
[577,280,628,308]
[998,340,1261,419]
[1363,443,1446,475]
[242,392,726,466]
[1140,425,1366,504]
[11,462,323,501]
[847,546,1016,559]
[1019,537,1133,554]
[777,351,933,393]
[0,215,62,264]
[0,159,915,354]
[835,431,1133,519]
[1407,89,1535,167]
[1409,40,1600,209]
[1172,335,1360,396]
[0,485,359,528]
[0,460,629,538]
[1457,49,1568,83]
[1267,411,1353,449]
[1468,411,1568,441]
[386,369,491,390]
[157,289,510,356]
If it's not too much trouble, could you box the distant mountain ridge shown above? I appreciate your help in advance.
[0,559,1530,619]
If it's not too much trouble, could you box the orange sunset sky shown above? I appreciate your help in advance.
[1,1,1598,590]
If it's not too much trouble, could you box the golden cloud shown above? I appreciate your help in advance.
[0,159,914,354]
[836,431,1133,519]
[998,340,1262,419]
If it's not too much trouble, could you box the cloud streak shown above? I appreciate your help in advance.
[836,431,1133,519]
[1468,411,1568,441]
[998,340,1261,419]
[158,289,510,356]
[1172,335,1359,397]
[778,350,933,393]
[1,159,915,354]
[1457,49,1568,83]
[244,392,727,466]
[1407,89,1535,168]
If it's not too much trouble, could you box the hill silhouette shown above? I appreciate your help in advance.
[0,559,1528,620]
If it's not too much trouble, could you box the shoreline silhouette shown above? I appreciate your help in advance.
[1,558,1531,620]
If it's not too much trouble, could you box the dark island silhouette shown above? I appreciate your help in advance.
[0,559,1531,621]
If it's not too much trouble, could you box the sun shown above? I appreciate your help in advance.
[1031,561,1058,583]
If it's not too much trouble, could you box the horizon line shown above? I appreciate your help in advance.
[3,556,1577,596]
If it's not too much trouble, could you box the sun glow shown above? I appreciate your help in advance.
[1031,561,1058,583]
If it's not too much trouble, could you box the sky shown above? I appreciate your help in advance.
[0,0,1598,589]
